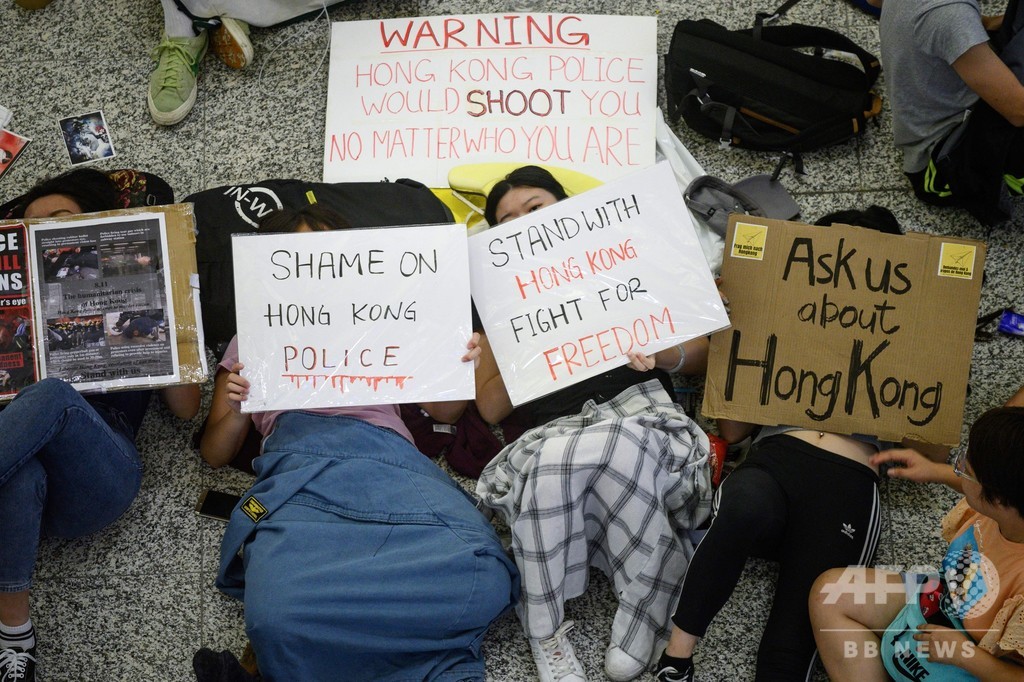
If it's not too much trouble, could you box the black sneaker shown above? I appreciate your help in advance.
[655,661,694,682]
[0,646,36,682]
[192,648,260,682]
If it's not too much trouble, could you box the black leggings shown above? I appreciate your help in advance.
[906,100,1024,225]
[672,435,881,681]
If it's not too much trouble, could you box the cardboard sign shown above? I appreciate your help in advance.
[703,216,986,446]
[469,162,729,406]
[323,13,657,186]
[233,224,474,411]
[0,204,206,401]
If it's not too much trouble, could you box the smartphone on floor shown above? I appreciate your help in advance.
[195,489,242,522]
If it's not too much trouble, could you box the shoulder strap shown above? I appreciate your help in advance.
[755,0,804,29]
[744,23,881,86]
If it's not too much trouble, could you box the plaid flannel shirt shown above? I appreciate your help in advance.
[477,379,713,667]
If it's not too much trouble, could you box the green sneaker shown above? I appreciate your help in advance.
[148,32,208,126]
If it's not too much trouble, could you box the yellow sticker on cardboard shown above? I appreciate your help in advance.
[731,222,767,260]
[938,243,977,279]
[240,496,268,523]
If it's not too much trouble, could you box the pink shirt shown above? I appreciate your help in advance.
[219,336,414,443]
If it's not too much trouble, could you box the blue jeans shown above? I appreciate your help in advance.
[0,379,143,591]
[217,412,519,682]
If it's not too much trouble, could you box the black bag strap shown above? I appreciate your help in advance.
[743,23,881,86]
[754,0,804,33]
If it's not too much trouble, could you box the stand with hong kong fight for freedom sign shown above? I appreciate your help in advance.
[232,224,474,412]
[702,216,986,446]
[469,162,730,406]
[322,13,658,185]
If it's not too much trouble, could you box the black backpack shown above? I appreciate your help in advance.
[186,178,454,355]
[664,3,881,168]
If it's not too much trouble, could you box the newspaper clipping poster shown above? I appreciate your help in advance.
[29,213,179,391]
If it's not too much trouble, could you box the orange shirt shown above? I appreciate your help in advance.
[941,498,1024,660]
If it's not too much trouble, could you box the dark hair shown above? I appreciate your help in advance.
[484,165,569,226]
[813,205,903,235]
[257,204,352,234]
[967,406,1024,517]
[13,168,120,218]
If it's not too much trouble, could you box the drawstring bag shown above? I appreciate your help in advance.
[881,578,978,682]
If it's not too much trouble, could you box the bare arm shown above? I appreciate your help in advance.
[474,332,514,425]
[160,383,201,419]
[870,447,963,492]
[1006,384,1024,407]
[199,364,254,469]
[952,42,1024,127]
[982,14,1005,32]
[717,418,757,444]
[627,336,710,375]
[913,623,1024,681]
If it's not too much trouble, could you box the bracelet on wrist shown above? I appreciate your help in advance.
[667,342,687,374]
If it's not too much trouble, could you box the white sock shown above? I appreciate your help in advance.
[0,618,35,651]
[161,0,196,37]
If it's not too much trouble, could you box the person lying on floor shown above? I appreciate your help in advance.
[654,206,923,682]
[199,204,518,682]
[473,165,715,682]
[0,168,201,682]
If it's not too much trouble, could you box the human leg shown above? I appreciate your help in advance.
[0,460,41,681]
[242,503,514,681]
[149,0,208,125]
[809,567,906,682]
[668,466,786,644]
[753,449,880,680]
[658,462,786,679]
[0,380,141,682]
[226,417,517,681]
[0,379,141,588]
[1,380,141,587]
[179,0,339,27]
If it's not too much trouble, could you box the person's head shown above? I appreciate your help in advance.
[484,165,569,226]
[14,168,120,219]
[814,205,903,235]
[962,406,1024,523]
[257,204,352,234]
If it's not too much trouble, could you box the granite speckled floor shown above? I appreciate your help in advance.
[2,0,1023,681]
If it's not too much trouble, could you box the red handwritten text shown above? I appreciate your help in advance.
[541,307,675,381]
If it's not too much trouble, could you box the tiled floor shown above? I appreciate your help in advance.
[2,0,1022,681]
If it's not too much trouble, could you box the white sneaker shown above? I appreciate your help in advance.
[529,620,587,682]
[604,644,647,681]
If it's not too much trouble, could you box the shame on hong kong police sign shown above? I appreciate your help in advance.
[232,223,474,411]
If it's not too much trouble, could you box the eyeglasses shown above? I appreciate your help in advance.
[952,449,979,484]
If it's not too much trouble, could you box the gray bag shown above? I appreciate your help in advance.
[684,175,765,237]
[684,173,801,237]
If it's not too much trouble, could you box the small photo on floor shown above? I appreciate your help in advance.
[0,128,30,182]
[58,110,116,165]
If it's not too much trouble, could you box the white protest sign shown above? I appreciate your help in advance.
[233,224,474,411]
[323,13,657,186]
[469,162,730,406]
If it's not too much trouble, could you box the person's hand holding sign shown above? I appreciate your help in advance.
[464,332,482,369]
[224,362,250,409]
[626,337,709,375]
